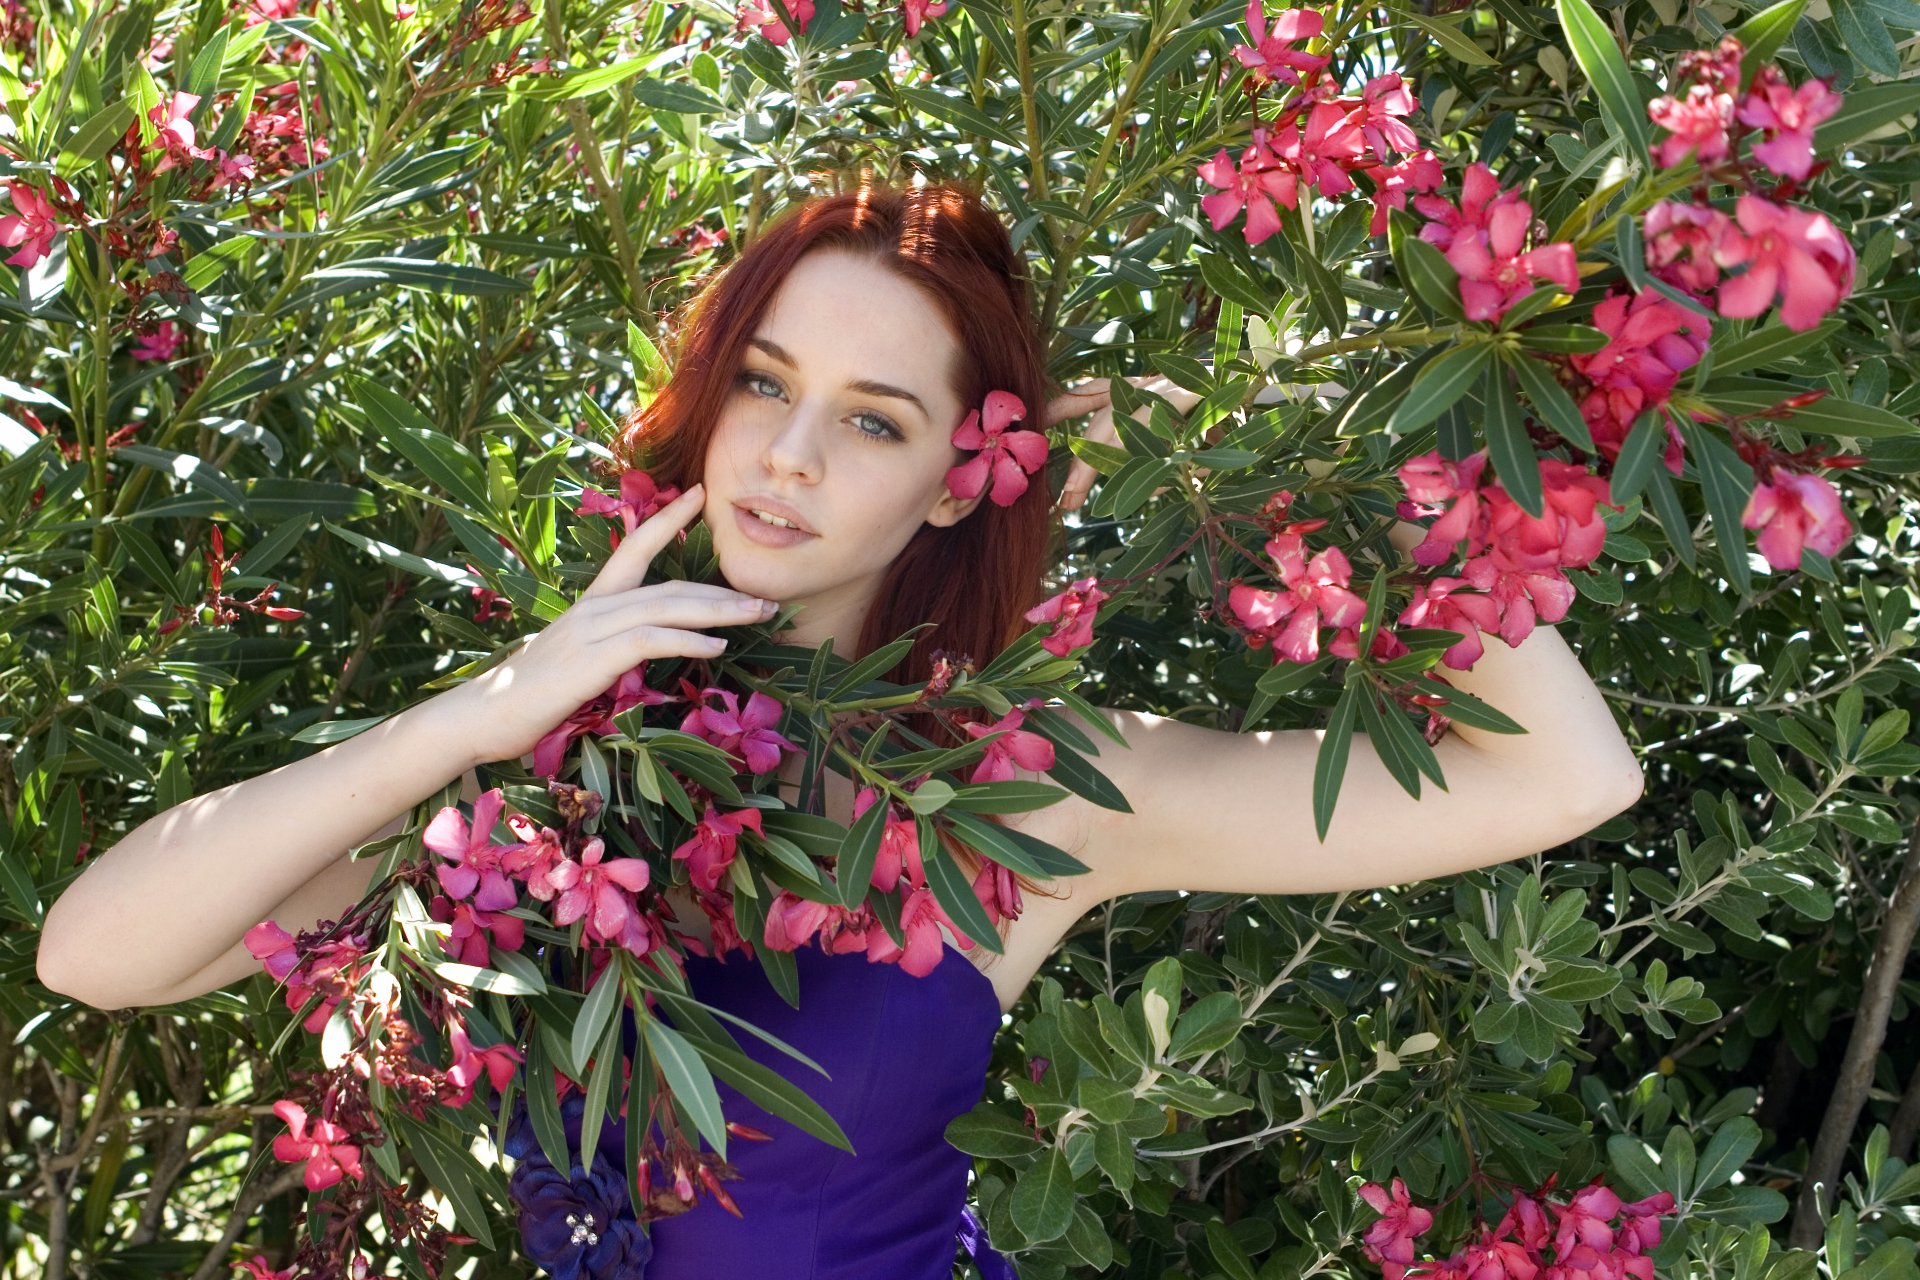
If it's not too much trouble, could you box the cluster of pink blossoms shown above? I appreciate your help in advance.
[1199,3,1444,244]
[736,0,950,44]
[1641,40,1852,335]
[1359,1176,1677,1280]
[1413,162,1580,325]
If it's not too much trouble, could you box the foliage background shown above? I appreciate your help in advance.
[3,0,1920,1277]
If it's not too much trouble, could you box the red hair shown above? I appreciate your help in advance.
[612,173,1073,934]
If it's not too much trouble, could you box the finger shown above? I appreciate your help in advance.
[581,483,704,600]
[1044,380,1111,430]
[590,591,774,643]
[1057,411,1123,510]
[618,624,731,661]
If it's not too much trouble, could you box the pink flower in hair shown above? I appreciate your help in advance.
[946,390,1047,507]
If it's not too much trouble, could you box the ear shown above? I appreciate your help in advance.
[924,473,986,528]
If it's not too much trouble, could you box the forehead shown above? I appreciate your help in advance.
[755,251,962,399]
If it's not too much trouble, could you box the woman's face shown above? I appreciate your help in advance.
[702,249,984,648]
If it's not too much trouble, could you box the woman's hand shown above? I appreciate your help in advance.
[443,483,776,768]
[1046,375,1208,512]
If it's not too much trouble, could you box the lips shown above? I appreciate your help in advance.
[734,496,816,534]
[733,502,818,548]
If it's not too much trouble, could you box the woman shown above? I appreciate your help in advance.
[37,177,1643,1278]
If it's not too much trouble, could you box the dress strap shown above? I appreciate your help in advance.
[956,1205,1018,1279]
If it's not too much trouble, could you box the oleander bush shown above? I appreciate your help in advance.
[3,0,1920,1278]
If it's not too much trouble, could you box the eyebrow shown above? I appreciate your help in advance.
[746,336,929,421]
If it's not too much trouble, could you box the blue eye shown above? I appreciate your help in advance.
[735,370,904,443]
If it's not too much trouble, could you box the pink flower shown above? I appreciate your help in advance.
[1397,449,1491,566]
[946,390,1047,507]
[1229,1,1331,89]
[1642,199,1735,297]
[1453,1238,1540,1280]
[271,1099,363,1191]
[671,805,764,893]
[231,1257,293,1280]
[442,1019,523,1106]
[1358,1178,1434,1270]
[679,687,797,775]
[736,0,812,44]
[1198,126,1299,247]
[0,181,61,269]
[428,894,524,968]
[761,890,832,952]
[1285,99,1368,199]
[1346,73,1422,162]
[1742,470,1850,570]
[1569,289,1707,472]
[1459,554,1576,646]
[962,708,1055,784]
[425,788,521,911]
[1024,576,1110,655]
[1442,187,1580,323]
[1397,577,1502,670]
[865,885,972,977]
[1414,161,1523,254]
[243,920,301,981]
[1360,148,1444,237]
[130,321,184,363]
[148,92,215,174]
[547,836,652,945]
[1553,1183,1624,1260]
[1713,194,1855,332]
[973,859,1024,925]
[853,787,925,892]
[575,468,682,548]
[1648,81,1736,170]
[1613,1190,1677,1256]
[901,0,948,37]
[532,662,673,778]
[1736,65,1842,182]
[1227,532,1368,663]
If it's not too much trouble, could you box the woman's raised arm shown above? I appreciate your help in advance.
[1058,520,1644,902]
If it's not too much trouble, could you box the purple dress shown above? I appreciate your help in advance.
[644,941,1014,1278]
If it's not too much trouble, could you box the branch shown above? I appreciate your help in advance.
[1788,816,1920,1249]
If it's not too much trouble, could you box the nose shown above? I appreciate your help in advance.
[759,406,825,484]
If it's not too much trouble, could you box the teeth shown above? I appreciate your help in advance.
[750,509,797,529]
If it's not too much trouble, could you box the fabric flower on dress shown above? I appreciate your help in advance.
[946,390,1046,507]
[505,1093,651,1280]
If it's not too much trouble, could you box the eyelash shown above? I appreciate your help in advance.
[734,371,905,443]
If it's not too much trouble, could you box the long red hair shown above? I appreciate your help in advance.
[612,174,1073,932]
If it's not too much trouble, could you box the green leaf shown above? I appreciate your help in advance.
[351,377,493,512]
[834,791,889,908]
[920,817,1003,950]
[1403,10,1499,64]
[571,968,623,1080]
[1020,711,1133,813]
[1833,0,1902,75]
[1676,418,1755,594]
[1483,357,1543,517]
[946,811,1089,879]
[1312,677,1363,842]
[1813,82,1920,152]
[56,99,136,175]
[1608,410,1667,505]
[396,1119,498,1251]
[1557,0,1651,166]
[305,257,529,298]
[630,73,726,112]
[1702,388,1917,440]
[1695,1117,1761,1193]
[1011,1146,1075,1243]
[1706,318,1844,380]
[1732,0,1810,90]
[1390,213,1467,322]
[641,1014,729,1158]
[1359,685,1422,799]
[945,1109,1043,1159]
[1509,347,1597,453]
[1199,251,1280,314]
[1425,685,1527,734]
[1387,344,1493,436]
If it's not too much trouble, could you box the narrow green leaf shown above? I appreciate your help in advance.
[1676,418,1755,593]
[1813,82,1920,152]
[641,1014,729,1158]
[1607,410,1667,505]
[1312,678,1363,841]
[1359,685,1422,799]
[920,816,1002,948]
[1732,0,1810,90]
[1509,347,1596,453]
[834,791,889,908]
[1703,388,1917,440]
[1403,10,1500,64]
[571,966,624,1079]
[1557,0,1651,165]
[1387,344,1493,436]
[1484,358,1543,517]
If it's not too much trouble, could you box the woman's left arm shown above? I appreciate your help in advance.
[1057,520,1644,901]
